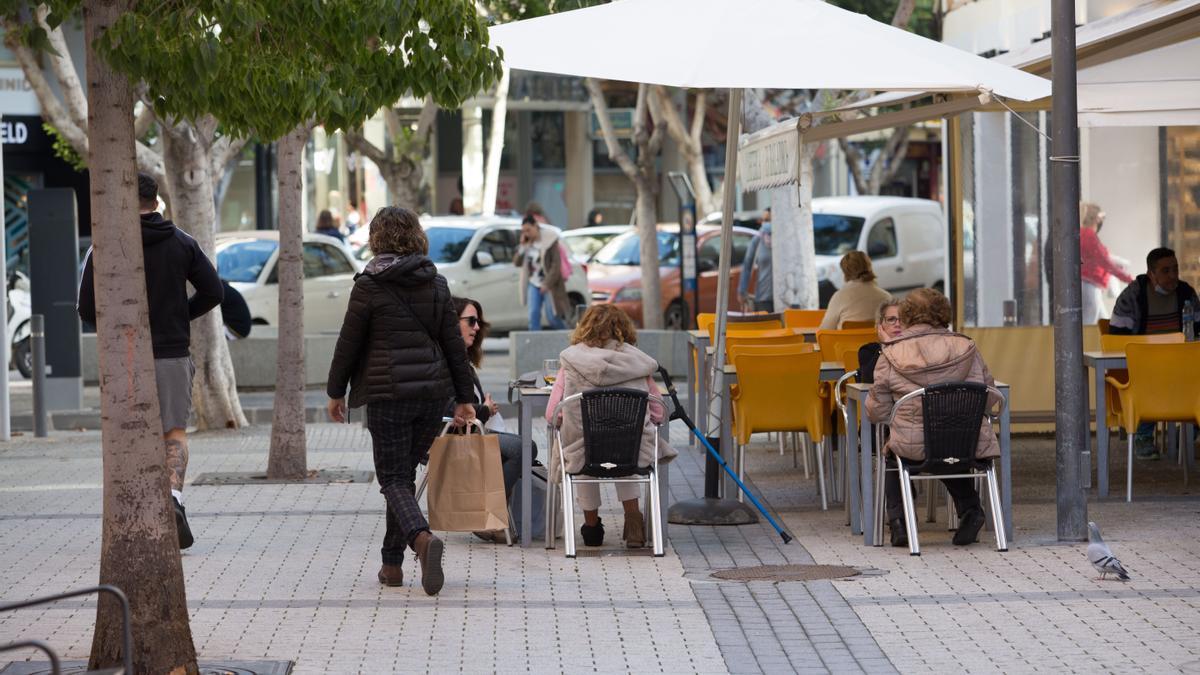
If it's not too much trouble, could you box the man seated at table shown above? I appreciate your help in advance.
[1109,247,1200,459]
[866,288,1000,548]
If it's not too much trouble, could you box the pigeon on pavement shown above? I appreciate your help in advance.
[1087,521,1131,581]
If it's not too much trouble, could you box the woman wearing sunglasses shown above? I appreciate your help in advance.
[452,296,528,543]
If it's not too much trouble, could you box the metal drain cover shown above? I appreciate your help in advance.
[711,564,861,582]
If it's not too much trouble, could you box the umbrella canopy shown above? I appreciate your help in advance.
[489,0,1050,101]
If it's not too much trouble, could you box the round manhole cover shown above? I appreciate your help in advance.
[711,564,861,582]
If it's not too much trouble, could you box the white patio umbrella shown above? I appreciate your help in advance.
[490,0,1050,513]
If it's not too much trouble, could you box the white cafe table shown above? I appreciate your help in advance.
[515,385,671,548]
[844,381,1013,546]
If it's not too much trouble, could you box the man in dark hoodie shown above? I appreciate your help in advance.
[1109,247,1200,458]
[78,173,223,549]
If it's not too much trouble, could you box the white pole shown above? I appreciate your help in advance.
[0,112,10,441]
[709,88,742,429]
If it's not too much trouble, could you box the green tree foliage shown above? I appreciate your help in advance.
[828,0,940,39]
[93,1,502,140]
[43,121,86,170]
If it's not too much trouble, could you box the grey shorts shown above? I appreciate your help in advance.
[155,357,195,433]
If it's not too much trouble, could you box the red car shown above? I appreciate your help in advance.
[586,223,759,329]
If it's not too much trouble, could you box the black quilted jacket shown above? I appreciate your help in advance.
[326,253,474,408]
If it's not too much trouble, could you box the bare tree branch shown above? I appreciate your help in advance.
[891,0,917,28]
[4,29,86,151]
[133,103,156,140]
[37,6,88,132]
[585,78,639,182]
[839,137,870,195]
[414,97,438,141]
[690,90,706,146]
[343,128,389,167]
[878,126,913,190]
[210,135,249,180]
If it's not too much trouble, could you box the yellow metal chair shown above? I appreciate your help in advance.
[841,320,876,330]
[729,344,833,509]
[1106,341,1200,501]
[1099,333,1184,430]
[816,328,877,360]
[784,309,825,328]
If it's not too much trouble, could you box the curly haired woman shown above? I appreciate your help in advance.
[544,304,677,548]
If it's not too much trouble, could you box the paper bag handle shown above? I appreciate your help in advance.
[440,418,486,436]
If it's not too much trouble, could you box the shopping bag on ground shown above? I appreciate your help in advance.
[427,421,509,532]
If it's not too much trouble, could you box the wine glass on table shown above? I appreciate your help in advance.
[542,359,560,388]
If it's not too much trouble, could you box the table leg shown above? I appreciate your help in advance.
[687,341,697,447]
[519,398,533,548]
[1095,363,1108,498]
[846,398,861,535]
[720,371,735,500]
[1000,387,1013,542]
[856,394,874,546]
[696,343,710,439]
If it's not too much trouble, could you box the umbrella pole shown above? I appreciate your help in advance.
[668,87,759,527]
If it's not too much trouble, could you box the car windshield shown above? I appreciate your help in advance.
[813,214,866,256]
[563,233,618,261]
[426,227,475,263]
[216,239,277,283]
[592,231,680,266]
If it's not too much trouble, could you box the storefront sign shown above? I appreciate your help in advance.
[738,118,802,191]
[0,115,52,154]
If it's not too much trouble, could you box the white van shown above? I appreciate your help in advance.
[811,196,945,306]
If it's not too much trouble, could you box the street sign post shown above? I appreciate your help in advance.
[667,171,699,329]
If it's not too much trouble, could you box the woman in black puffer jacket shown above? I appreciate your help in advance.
[327,206,476,596]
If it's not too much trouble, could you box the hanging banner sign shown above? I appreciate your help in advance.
[737,118,802,191]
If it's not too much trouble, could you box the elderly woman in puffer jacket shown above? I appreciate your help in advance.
[545,304,677,549]
[865,288,1001,548]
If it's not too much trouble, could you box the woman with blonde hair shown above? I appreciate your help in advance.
[820,250,893,330]
[326,206,476,595]
[544,304,677,548]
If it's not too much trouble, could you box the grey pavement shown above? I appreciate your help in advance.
[3,385,1200,672]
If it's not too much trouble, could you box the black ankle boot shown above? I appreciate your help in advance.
[889,519,908,547]
[580,518,605,546]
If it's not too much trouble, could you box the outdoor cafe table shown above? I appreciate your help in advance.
[844,381,1013,546]
[1083,351,1196,498]
[686,327,819,443]
[514,386,671,548]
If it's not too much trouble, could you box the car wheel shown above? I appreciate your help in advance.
[13,338,31,379]
[664,300,689,331]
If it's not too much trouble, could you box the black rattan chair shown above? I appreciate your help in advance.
[876,382,1008,555]
[548,387,665,557]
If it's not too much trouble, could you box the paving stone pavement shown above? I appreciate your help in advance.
[5,417,1199,674]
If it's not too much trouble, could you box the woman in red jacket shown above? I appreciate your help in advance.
[1080,202,1132,325]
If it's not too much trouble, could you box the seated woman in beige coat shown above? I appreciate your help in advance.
[865,288,1000,548]
[820,251,893,330]
[545,304,677,548]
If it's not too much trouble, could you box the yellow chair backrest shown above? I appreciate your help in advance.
[841,320,875,330]
[1100,332,1185,353]
[784,309,825,328]
[840,347,861,373]
[707,319,784,342]
[1122,342,1200,426]
[729,344,826,445]
[724,330,810,362]
[697,313,716,335]
[816,328,876,359]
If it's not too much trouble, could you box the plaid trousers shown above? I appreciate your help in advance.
[366,398,446,566]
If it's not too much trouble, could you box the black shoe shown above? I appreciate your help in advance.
[580,518,605,546]
[889,519,908,547]
[953,509,985,546]
[173,497,194,550]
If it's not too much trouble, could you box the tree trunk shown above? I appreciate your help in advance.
[772,143,819,309]
[383,163,423,211]
[161,122,249,430]
[481,65,510,217]
[635,178,664,328]
[267,125,309,480]
[84,1,198,672]
[462,105,484,213]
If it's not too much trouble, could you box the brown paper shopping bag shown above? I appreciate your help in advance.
[426,421,509,532]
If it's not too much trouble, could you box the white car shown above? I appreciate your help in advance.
[414,216,590,332]
[215,231,362,334]
[811,196,945,305]
[559,225,631,263]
